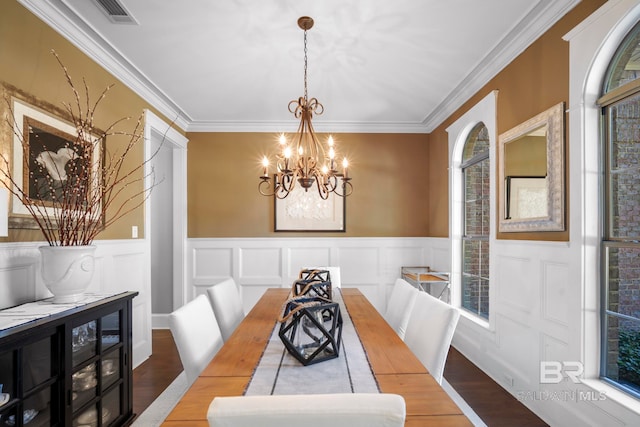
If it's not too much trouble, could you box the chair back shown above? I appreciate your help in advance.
[306,266,341,288]
[207,393,406,427]
[403,291,460,384]
[383,278,418,340]
[207,278,245,342]
[168,294,224,385]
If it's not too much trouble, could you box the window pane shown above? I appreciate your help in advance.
[463,240,489,279]
[464,199,489,236]
[604,21,640,92]
[603,315,640,395]
[609,95,640,171]
[607,246,640,319]
[608,94,640,239]
[461,274,489,319]
[462,122,490,320]
[463,240,479,276]
[610,172,640,239]
[462,123,490,162]
[464,161,489,237]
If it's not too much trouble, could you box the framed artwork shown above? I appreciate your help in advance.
[274,182,345,231]
[5,95,104,229]
[505,176,548,220]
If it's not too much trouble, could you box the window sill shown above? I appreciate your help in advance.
[458,308,491,330]
[580,379,640,415]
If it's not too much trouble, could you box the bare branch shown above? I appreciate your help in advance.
[0,50,167,246]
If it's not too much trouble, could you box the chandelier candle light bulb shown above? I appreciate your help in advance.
[258,16,353,200]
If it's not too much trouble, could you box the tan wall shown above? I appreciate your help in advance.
[0,0,171,242]
[427,0,607,240]
[187,132,430,237]
[3,0,607,241]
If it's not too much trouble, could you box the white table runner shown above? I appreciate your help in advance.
[244,289,379,395]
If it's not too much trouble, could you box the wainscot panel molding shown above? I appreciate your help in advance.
[0,239,152,368]
[452,239,574,422]
[187,237,449,314]
[450,237,640,426]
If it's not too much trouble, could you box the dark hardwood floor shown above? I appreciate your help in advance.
[132,329,183,418]
[132,329,548,426]
[444,348,548,427]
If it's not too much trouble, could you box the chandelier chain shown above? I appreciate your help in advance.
[303,29,308,102]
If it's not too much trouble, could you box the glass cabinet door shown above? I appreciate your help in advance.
[71,309,124,427]
[72,321,97,367]
[0,332,58,427]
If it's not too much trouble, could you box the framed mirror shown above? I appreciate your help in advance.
[498,102,565,232]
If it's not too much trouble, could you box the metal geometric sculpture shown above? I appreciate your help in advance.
[278,296,343,366]
[293,269,332,300]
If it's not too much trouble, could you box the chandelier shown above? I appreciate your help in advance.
[259,16,352,200]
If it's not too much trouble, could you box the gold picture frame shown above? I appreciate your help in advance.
[1,85,104,230]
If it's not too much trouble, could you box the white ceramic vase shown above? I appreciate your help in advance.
[39,245,96,303]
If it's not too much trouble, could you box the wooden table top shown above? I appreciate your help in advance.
[162,287,471,427]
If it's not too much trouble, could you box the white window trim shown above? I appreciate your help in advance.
[446,90,498,330]
[563,0,640,404]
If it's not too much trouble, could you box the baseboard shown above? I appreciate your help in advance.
[152,313,170,329]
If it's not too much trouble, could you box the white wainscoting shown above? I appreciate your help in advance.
[187,237,449,315]
[0,240,152,368]
[450,238,589,426]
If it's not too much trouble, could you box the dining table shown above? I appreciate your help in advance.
[161,287,472,427]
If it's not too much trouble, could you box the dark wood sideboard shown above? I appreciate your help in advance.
[0,292,137,427]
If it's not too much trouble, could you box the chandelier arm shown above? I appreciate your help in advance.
[304,113,324,161]
[324,174,338,193]
[275,174,293,199]
[314,172,331,200]
[333,179,353,197]
[258,177,275,196]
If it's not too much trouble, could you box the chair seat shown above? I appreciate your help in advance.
[207,393,406,427]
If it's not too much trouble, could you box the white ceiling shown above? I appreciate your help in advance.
[19,0,579,133]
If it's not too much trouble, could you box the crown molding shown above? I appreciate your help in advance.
[185,120,430,134]
[17,0,190,131]
[19,0,579,135]
[422,0,581,132]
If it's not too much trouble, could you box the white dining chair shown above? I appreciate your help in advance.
[168,294,224,386]
[206,278,245,342]
[383,278,418,340]
[305,266,341,288]
[207,393,406,427]
[403,291,460,384]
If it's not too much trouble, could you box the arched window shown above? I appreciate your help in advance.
[600,20,640,397]
[461,123,490,319]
